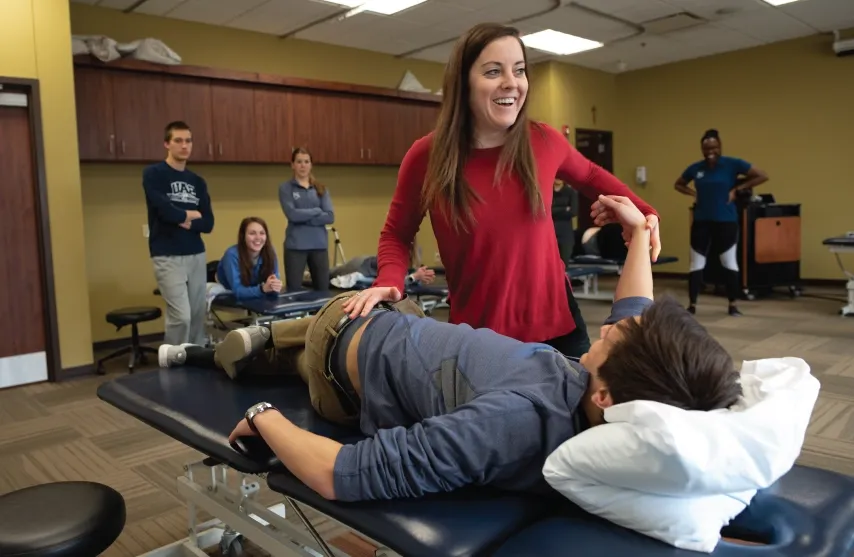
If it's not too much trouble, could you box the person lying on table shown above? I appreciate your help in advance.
[330,255,437,286]
[216,216,282,301]
[157,195,741,502]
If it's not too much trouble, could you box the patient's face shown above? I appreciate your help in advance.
[580,317,639,426]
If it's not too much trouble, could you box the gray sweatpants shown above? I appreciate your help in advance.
[152,253,207,346]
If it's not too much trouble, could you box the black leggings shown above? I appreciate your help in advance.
[543,279,591,358]
[689,221,739,304]
[284,247,330,292]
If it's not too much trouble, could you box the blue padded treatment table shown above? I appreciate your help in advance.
[97,366,363,474]
[266,473,544,557]
[823,236,854,248]
[96,366,547,556]
[213,290,332,319]
[822,235,854,317]
[96,365,854,557]
[493,464,854,556]
[570,254,680,267]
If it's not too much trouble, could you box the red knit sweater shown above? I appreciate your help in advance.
[375,123,657,343]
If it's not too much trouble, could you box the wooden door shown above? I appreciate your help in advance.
[110,72,166,162]
[210,81,257,162]
[0,95,48,387]
[73,67,116,160]
[253,85,294,163]
[574,128,614,230]
[162,76,215,162]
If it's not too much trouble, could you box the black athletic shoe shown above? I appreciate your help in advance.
[728,305,743,316]
[687,305,696,315]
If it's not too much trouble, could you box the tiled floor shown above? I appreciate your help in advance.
[1,278,853,556]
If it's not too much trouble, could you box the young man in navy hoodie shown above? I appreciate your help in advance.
[143,121,215,346]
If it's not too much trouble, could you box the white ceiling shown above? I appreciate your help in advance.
[71,0,854,73]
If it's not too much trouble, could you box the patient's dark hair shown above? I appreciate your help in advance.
[598,296,742,411]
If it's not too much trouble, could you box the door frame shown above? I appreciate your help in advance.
[1,76,61,383]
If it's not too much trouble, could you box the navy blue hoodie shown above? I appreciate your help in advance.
[143,161,214,257]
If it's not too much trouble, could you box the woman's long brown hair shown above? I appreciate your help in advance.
[292,147,326,196]
[422,22,544,232]
[237,216,277,286]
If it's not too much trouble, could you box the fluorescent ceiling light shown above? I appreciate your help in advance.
[324,0,428,16]
[761,0,802,5]
[521,29,603,56]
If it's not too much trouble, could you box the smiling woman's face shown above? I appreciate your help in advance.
[468,36,528,139]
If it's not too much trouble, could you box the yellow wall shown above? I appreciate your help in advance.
[0,0,93,369]
[70,3,447,342]
[614,34,854,279]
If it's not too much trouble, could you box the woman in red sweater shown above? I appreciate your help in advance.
[343,22,660,357]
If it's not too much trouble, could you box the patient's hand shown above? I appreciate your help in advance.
[228,418,255,443]
[413,266,436,284]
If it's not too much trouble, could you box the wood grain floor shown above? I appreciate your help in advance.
[1,278,852,556]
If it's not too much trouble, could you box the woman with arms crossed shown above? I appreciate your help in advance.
[344,23,660,357]
[279,148,334,292]
[674,129,768,316]
[216,217,282,300]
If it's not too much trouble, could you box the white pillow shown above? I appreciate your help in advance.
[542,357,820,553]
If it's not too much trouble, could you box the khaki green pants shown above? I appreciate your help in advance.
[240,291,425,425]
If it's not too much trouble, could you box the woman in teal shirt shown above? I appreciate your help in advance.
[217,217,282,300]
[674,129,768,316]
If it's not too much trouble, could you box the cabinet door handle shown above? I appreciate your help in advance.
[218,144,223,156]
[360,148,364,159]
[208,143,213,157]
[109,135,115,154]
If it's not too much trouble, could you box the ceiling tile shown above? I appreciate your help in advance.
[716,5,815,42]
[522,4,641,43]
[393,1,475,27]
[230,0,340,35]
[69,0,100,5]
[133,0,194,17]
[96,0,142,9]
[160,0,271,26]
[779,0,854,32]
[408,41,456,63]
[667,23,763,56]
[613,0,682,24]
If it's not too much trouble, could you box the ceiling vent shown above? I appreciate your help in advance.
[642,12,707,34]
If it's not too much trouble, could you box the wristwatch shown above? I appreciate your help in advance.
[244,402,278,434]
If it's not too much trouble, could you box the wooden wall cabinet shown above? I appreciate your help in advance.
[72,59,440,166]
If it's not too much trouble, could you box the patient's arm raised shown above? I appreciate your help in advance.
[614,225,653,302]
[596,195,654,302]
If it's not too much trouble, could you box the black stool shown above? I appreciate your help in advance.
[0,481,126,556]
[96,306,162,374]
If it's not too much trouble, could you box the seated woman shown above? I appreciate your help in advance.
[576,222,629,261]
[217,217,282,300]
